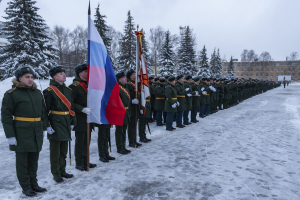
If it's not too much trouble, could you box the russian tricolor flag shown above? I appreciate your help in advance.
[87,9,125,126]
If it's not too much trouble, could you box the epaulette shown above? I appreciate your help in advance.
[66,86,72,91]
[73,82,80,87]
[47,87,53,91]
[8,87,17,93]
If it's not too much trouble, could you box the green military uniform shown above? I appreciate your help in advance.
[164,81,178,130]
[96,124,111,158]
[115,81,131,152]
[149,80,156,121]
[1,79,48,191]
[175,81,187,112]
[138,94,151,142]
[43,79,77,178]
[154,81,165,125]
[69,75,93,167]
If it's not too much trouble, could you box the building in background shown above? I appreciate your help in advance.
[222,61,300,82]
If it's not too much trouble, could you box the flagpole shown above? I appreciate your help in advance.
[86,0,91,172]
[135,25,139,148]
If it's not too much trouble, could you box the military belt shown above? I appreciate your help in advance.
[203,94,210,96]
[146,100,150,102]
[156,97,165,100]
[124,107,129,110]
[177,95,185,98]
[50,110,70,115]
[172,98,177,100]
[193,95,200,96]
[14,117,41,122]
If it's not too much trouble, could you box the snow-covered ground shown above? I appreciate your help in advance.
[0,78,299,200]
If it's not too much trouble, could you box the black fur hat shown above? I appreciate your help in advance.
[126,69,135,79]
[185,75,192,80]
[75,64,87,76]
[159,77,166,82]
[49,66,65,78]
[15,64,35,80]
[193,77,200,81]
[149,76,154,80]
[154,77,159,81]
[168,76,175,82]
[176,74,183,80]
[116,72,126,80]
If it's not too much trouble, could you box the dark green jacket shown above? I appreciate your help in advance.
[126,79,139,118]
[43,79,77,141]
[149,82,156,109]
[175,81,187,112]
[1,79,48,152]
[154,82,165,111]
[184,81,195,110]
[69,75,93,132]
[191,81,200,108]
[164,82,177,113]
[118,81,131,126]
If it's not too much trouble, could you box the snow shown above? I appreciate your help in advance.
[0,78,300,199]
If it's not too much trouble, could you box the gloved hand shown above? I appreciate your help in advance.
[185,88,190,91]
[47,127,55,134]
[202,91,207,95]
[71,125,74,130]
[172,103,177,108]
[82,107,91,114]
[43,131,47,137]
[7,137,17,146]
[201,87,205,91]
[177,102,180,106]
[195,91,199,95]
[187,94,192,97]
[132,99,139,104]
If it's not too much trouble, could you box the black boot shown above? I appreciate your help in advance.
[76,165,87,171]
[136,142,142,146]
[117,149,128,154]
[22,189,37,197]
[140,138,148,143]
[106,155,115,160]
[32,186,47,193]
[61,172,73,178]
[53,176,64,183]
[129,143,138,148]
[85,163,97,168]
[99,157,109,162]
[145,138,152,142]
[124,148,131,153]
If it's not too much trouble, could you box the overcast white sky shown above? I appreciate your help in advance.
[0,0,299,61]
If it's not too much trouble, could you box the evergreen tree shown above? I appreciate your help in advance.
[226,56,235,79]
[158,30,175,76]
[0,0,57,80]
[117,11,136,73]
[141,31,152,74]
[210,48,217,78]
[215,48,223,78]
[94,3,114,68]
[197,45,211,78]
[177,26,197,76]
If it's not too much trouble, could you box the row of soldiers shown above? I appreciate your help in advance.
[1,64,280,197]
[146,74,281,130]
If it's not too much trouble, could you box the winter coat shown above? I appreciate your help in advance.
[1,79,48,152]
[149,82,156,109]
[43,79,77,141]
[191,81,201,108]
[175,81,187,112]
[117,81,131,126]
[164,81,178,113]
[184,81,195,110]
[154,82,165,111]
[126,79,139,118]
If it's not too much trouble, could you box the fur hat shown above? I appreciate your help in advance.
[49,66,65,77]
[177,74,184,80]
[116,72,126,80]
[15,64,35,80]
[126,69,135,79]
[75,64,87,76]
[185,75,192,80]
[159,77,166,82]
[168,76,175,82]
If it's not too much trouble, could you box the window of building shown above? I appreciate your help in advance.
[256,63,260,66]
[251,68,253,71]
[251,63,254,66]
[288,62,292,66]
[271,68,273,72]
[292,68,295,71]
[271,63,275,66]
[281,73,283,75]
[261,68,263,71]
[270,74,273,77]
[241,69,243,72]
[292,73,294,77]
[241,74,243,76]
[298,62,300,66]
[256,68,258,72]
[288,68,290,72]
[281,68,283,71]
[237,69,239,72]
[256,73,258,76]
[241,63,244,67]
[276,63,280,66]
[267,68,269,71]
[292,63,297,66]
[277,68,279,72]
[246,74,249,77]
[236,75,239,77]
[266,73,268,76]
[281,62,285,66]
[276,74,279,76]
[237,64,240,67]
[247,69,249,71]
[260,63,263,66]
[260,73,263,76]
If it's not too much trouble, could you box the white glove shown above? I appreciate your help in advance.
[201,87,205,91]
[202,91,207,95]
[195,91,199,95]
[43,131,47,137]
[82,107,91,114]
[132,99,139,104]
[187,94,192,97]
[177,102,180,106]
[185,88,190,91]
[7,137,17,145]
[71,125,74,130]
[172,103,177,108]
[47,127,55,134]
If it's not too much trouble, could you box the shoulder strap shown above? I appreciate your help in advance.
[8,87,17,93]
[49,85,75,116]
[75,81,87,92]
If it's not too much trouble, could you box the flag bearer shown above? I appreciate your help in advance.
[69,64,96,171]
[1,65,48,196]
[43,66,77,183]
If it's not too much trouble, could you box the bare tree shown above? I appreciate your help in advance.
[240,49,248,61]
[49,25,70,64]
[149,26,165,76]
[289,52,298,61]
[259,51,272,62]
[69,26,88,66]
[246,50,258,62]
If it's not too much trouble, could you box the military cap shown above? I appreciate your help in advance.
[202,77,207,81]
[193,77,200,81]
[116,72,126,80]
[177,74,184,80]
[207,78,211,81]
[75,64,87,76]
[154,77,159,81]
[149,76,154,80]
[168,76,175,82]
[15,64,35,80]
[126,69,135,79]
[185,75,192,80]
[159,77,166,82]
[49,66,65,77]
[165,75,170,80]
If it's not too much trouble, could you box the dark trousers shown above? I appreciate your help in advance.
[166,112,175,130]
[176,111,183,126]
[16,152,39,190]
[50,140,68,178]
[191,107,198,122]
[183,110,190,124]
[163,111,167,123]
[205,104,210,115]
[75,131,91,166]
[98,126,110,157]
[153,110,157,120]
[200,104,205,117]
[128,116,136,144]
[139,118,148,140]
[156,110,163,125]
[115,125,127,151]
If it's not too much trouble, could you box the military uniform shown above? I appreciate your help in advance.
[154,80,165,126]
[43,79,77,179]
[96,124,113,162]
[183,79,195,124]
[1,77,48,195]
[149,78,156,121]
[191,79,200,122]
[175,79,186,127]
[164,78,178,131]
